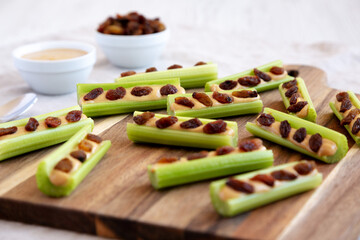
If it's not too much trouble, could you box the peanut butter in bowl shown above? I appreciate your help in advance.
[22,48,88,61]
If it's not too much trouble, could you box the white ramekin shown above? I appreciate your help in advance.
[96,29,169,69]
[13,41,96,95]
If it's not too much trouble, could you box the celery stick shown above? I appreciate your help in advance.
[114,63,218,88]
[0,106,94,161]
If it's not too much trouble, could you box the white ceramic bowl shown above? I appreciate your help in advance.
[96,29,169,68]
[13,41,96,95]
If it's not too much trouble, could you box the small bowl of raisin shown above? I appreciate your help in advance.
[96,12,169,68]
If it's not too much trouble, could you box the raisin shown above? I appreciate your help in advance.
[294,161,315,175]
[226,178,254,194]
[309,133,322,152]
[158,157,178,164]
[250,174,275,187]
[78,140,93,152]
[167,64,182,70]
[287,101,308,113]
[65,110,82,123]
[285,86,298,97]
[155,116,178,129]
[288,70,299,78]
[232,90,258,98]
[293,128,307,143]
[131,86,152,96]
[192,92,213,106]
[174,97,194,108]
[187,151,208,160]
[239,138,263,152]
[25,117,39,132]
[340,99,352,112]
[54,158,73,173]
[216,146,235,155]
[86,134,102,143]
[160,84,178,96]
[219,80,237,90]
[45,117,61,128]
[180,118,202,129]
[280,120,291,138]
[341,109,360,126]
[257,113,275,126]
[254,68,271,82]
[238,76,261,87]
[194,61,207,66]
[146,67,157,72]
[70,150,87,162]
[212,91,234,104]
[203,120,227,134]
[106,87,126,100]
[270,66,285,75]
[352,118,360,135]
[0,126,17,137]
[271,170,297,181]
[289,93,300,105]
[120,71,136,77]
[133,112,155,125]
[83,88,104,101]
[336,92,349,102]
[283,79,297,89]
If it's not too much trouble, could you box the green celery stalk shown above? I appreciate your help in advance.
[278,77,317,122]
[0,106,94,161]
[149,150,273,189]
[329,91,360,145]
[114,63,218,88]
[78,78,181,117]
[245,108,348,163]
[210,161,322,217]
[36,125,111,197]
[204,60,294,92]
[127,111,238,149]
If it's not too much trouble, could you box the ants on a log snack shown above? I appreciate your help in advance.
[204,60,294,93]
[148,138,273,189]
[127,111,238,149]
[246,108,348,163]
[167,89,263,118]
[115,62,218,89]
[78,78,185,117]
[36,125,111,197]
[210,160,322,217]
[0,106,93,161]
[278,77,317,122]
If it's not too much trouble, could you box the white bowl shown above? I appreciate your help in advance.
[96,29,169,68]
[13,41,96,95]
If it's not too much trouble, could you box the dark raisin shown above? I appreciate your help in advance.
[219,80,237,90]
[0,126,17,137]
[133,112,155,125]
[250,174,275,187]
[192,92,213,106]
[287,101,308,113]
[270,66,285,75]
[239,138,263,152]
[78,140,93,152]
[45,117,61,128]
[341,109,360,126]
[174,97,194,108]
[257,113,275,126]
[25,117,39,132]
[309,133,322,152]
[285,86,298,98]
[289,93,300,105]
[194,61,207,66]
[180,118,202,129]
[65,110,82,122]
[238,76,261,87]
[280,120,291,138]
[156,116,178,129]
[294,161,315,175]
[287,70,299,78]
[131,86,152,96]
[167,64,182,70]
[106,87,126,100]
[226,178,254,194]
[86,134,102,143]
[232,90,258,98]
[340,99,352,112]
[293,128,307,143]
[54,158,73,173]
[216,146,235,155]
[187,151,208,160]
[70,150,87,162]
[203,120,227,134]
[212,91,234,104]
[352,118,360,135]
[254,68,271,81]
[283,79,297,89]
[120,71,136,77]
[271,170,297,181]
[160,84,178,96]
[158,157,178,164]
[83,88,104,101]
[336,92,349,102]
[146,67,157,72]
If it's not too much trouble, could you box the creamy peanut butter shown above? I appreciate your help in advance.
[22,48,87,61]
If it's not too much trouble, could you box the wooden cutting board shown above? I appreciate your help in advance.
[0,65,359,240]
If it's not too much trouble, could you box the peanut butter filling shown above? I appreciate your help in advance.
[335,98,360,136]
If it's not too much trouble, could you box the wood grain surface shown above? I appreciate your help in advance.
[0,65,358,240]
